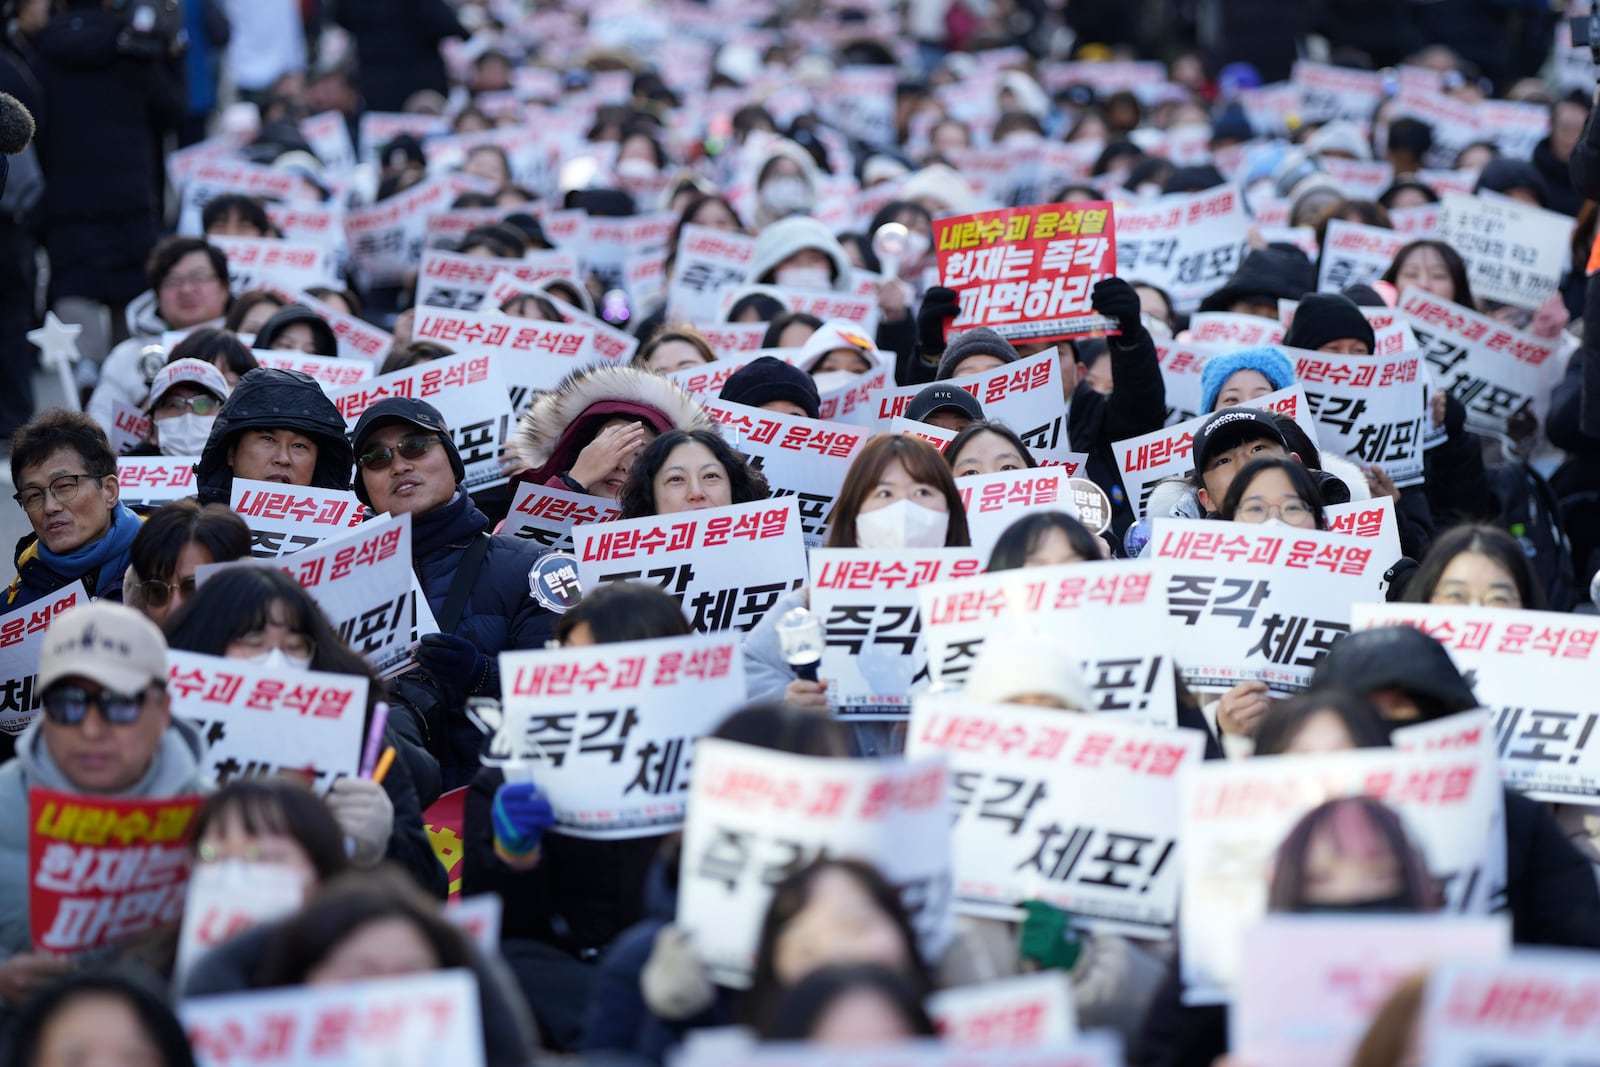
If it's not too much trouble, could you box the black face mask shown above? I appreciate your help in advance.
[1293,893,1417,915]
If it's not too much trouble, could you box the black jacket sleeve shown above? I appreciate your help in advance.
[1502,789,1600,949]
[379,724,448,898]
[1098,326,1168,446]
[1422,394,1497,529]
[1132,955,1227,1067]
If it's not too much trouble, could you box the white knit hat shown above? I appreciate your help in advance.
[962,634,1095,711]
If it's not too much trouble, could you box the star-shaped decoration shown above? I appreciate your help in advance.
[29,311,81,372]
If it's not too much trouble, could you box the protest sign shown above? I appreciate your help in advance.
[817,365,891,427]
[580,213,677,299]
[167,649,367,791]
[756,282,883,338]
[263,203,346,254]
[666,346,798,402]
[1353,603,1600,802]
[278,289,393,367]
[343,175,487,287]
[934,202,1118,343]
[415,247,581,312]
[1154,340,1216,426]
[574,498,807,633]
[496,633,747,839]
[909,697,1203,937]
[108,401,151,455]
[956,467,1075,560]
[1400,288,1562,434]
[678,738,951,987]
[1389,201,1440,237]
[445,893,502,954]
[890,417,957,450]
[927,973,1077,1049]
[299,111,356,173]
[1322,497,1403,589]
[356,111,444,161]
[1115,385,1316,517]
[1179,746,1502,1004]
[1419,952,1600,1067]
[1317,220,1408,293]
[423,207,504,250]
[1291,61,1385,124]
[1186,313,1283,348]
[183,970,485,1067]
[1393,87,1482,168]
[1434,193,1572,311]
[703,400,867,547]
[116,456,200,510]
[333,352,514,492]
[668,224,757,323]
[1320,158,1395,202]
[251,350,374,392]
[809,549,986,721]
[1115,186,1250,313]
[1151,519,1387,695]
[1289,346,1426,486]
[412,305,597,408]
[528,291,638,366]
[1234,915,1510,1067]
[0,589,81,739]
[503,481,620,554]
[813,65,897,146]
[174,861,306,984]
[918,560,1177,727]
[679,1039,1123,1067]
[211,236,339,294]
[29,788,203,954]
[230,479,366,558]
[870,350,1069,457]
[176,158,302,236]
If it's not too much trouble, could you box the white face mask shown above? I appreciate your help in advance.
[760,175,813,214]
[157,413,215,456]
[242,647,313,671]
[615,157,658,181]
[776,265,833,291]
[809,370,860,396]
[855,498,949,549]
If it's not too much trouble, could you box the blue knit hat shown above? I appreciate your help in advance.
[1199,346,1297,413]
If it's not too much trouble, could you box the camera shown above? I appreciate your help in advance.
[107,0,187,60]
[1572,9,1600,64]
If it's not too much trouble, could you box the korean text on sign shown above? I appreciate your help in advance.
[0,588,80,738]
[504,481,619,554]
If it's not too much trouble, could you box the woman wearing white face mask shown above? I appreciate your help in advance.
[746,216,855,295]
[742,436,970,746]
[165,566,448,897]
[137,358,230,458]
[752,140,823,228]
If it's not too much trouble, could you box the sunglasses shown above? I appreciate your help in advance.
[357,433,438,472]
[42,685,153,726]
[140,575,197,609]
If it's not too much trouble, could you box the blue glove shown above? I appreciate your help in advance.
[416,633,494,694]
[492,781,555,857]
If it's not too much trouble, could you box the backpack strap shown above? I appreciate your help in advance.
[436,533,492,634]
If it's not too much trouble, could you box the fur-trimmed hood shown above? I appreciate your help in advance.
[1318,453,1372,504]
[507,364,714,480]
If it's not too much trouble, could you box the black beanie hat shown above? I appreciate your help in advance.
[719,356,822,420]
[937,327,1020,381]
[1282,292,1376,353]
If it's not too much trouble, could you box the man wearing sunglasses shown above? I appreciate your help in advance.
[0,602,207,1005]
[194,367,354,505]
[133,358,230,458]
[351,397,557,788]
[7,410,143,611]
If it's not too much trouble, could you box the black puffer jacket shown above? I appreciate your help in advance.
[194,368,355,504]
[1067,325,1167,540]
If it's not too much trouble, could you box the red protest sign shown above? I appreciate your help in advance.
[28,788,204,954]
[935,201,1119,344]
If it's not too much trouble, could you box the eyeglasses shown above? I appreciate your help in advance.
[13,474,103,514]
[159,271,221,293]
[358,433,438,472]
[42,684,154,726]
[154,394,220,418]
[140,575,197,608]
[1236,499,1313,524]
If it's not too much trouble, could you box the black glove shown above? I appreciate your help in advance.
[916,286,962,359]
[1442,390,1468,438]
[416,633,494,695]
[1091,277,1144,340]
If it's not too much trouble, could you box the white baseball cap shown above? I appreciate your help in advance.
[144,358,230,414]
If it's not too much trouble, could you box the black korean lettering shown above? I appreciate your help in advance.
[1074,833,1175,892]
[1166,574,1216,626]
[977,776,1048,835]
[688,586,738,632]
[626,737,691,795]
[525,711,578,767]
[577,707,639,763]
[1212,577,1270,627]
[733,581,794,632]
[697,826,752,892]
[0,675,35,713]
[1088,656,1163,714]
[456,417,505,469]
[1499,708,1599,764]
[1017,822,1095,881]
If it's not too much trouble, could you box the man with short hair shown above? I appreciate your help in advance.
[194,368,354,503]
[0,602,207,1005]
[1190,408,1295,516]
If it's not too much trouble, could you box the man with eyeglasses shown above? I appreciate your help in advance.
[194,368,354,504]
[0,602,207,1007]
[351,397,557,788]
[6,410,142,609]
[126,358,230,459]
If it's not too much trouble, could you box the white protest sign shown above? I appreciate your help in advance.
[356,111,445,161]
[167,649,367,791]
[1115,186,1250,314]
[1291,61,1385,124]
[918,560,1178,727]
[183,970,485,1067]
[678,739,952,988]
[869,350,1070,457]
[1434,193,1573,311]
[817,365,890,428]
[679,1039,1123,1067]
[1400,288,1562,434]
[1393,87,1482,168]
[411,304,598,410]
[956,467,1077,560]
[423,207,504,251]
[1320,158,1395,202]
[889,417,957,450]
[1388,202,1440,237]
[300,111,357,173]
[1323,496,1403,584]
[263,203,347,255]
[689,321,768,362]
[702,400,867,547]
[574,498,807,633]
[1187,313,1284,348]
[333,352,514,492]
[116,455,200,510]
[108,401,151,455]
[1317,220,1408,293]
[497,633,745,839]
[814,65,897,145]
[1486,99,1553,161]
[1420,951,1600,1067]
[174,861,305,985]
[0,589,82,738]
[1353,603,1600,803]
[909,697,1203,937]
[665,348,798,404]
[1180,746,1503,1005]
[1289,345,1427,486]
[668,224,757,323]
[176,158,302,236]
[251,350,374,392]
[344,174,485,287]
[503,481,620,554]
[1234,915,1510,1067]
[416,247,581,312]
[230,479,365,557]
[580,213,677,300]
[928,972,1077,1049]
[211,235,339,294]
[519,290,638,366]
[279,289,392,367]
[1151,518,1387,696]
[444,893,501,955]
[1155,340,1214,426]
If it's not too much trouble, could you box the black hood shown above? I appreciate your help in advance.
[1309,626,1478,716]
[253,305,339,358]
[195,368,354,503]
[1199,244,1314,313]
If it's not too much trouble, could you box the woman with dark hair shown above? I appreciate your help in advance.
[987,511,1105,570]
[727,291,786,324]
[305,285,363,319]
[501,291,564,322]
[555,582,690,646]
[1381,239,1476,308]
[1267,797,1438,913]
[193,777,349,887]
[617,429,770,519]
[378,340,453,375]
[223,289,287,336]
[168,327,260,389]
[1218,456,1328,530]
[762,963,937,1044]
[1252,688,1395,756]
[944,421,1037,478]
[165,567,444,895]
[123,499,250,628]
[14,971,196,1067]
[252,304,339,357]
[761,310,822,350]
[1401,523,1548,610]
[632,328,717,376]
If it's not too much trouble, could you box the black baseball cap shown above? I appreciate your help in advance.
[905,383,984,424]
[350,397,464,505]
[1191,407,1288,472]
